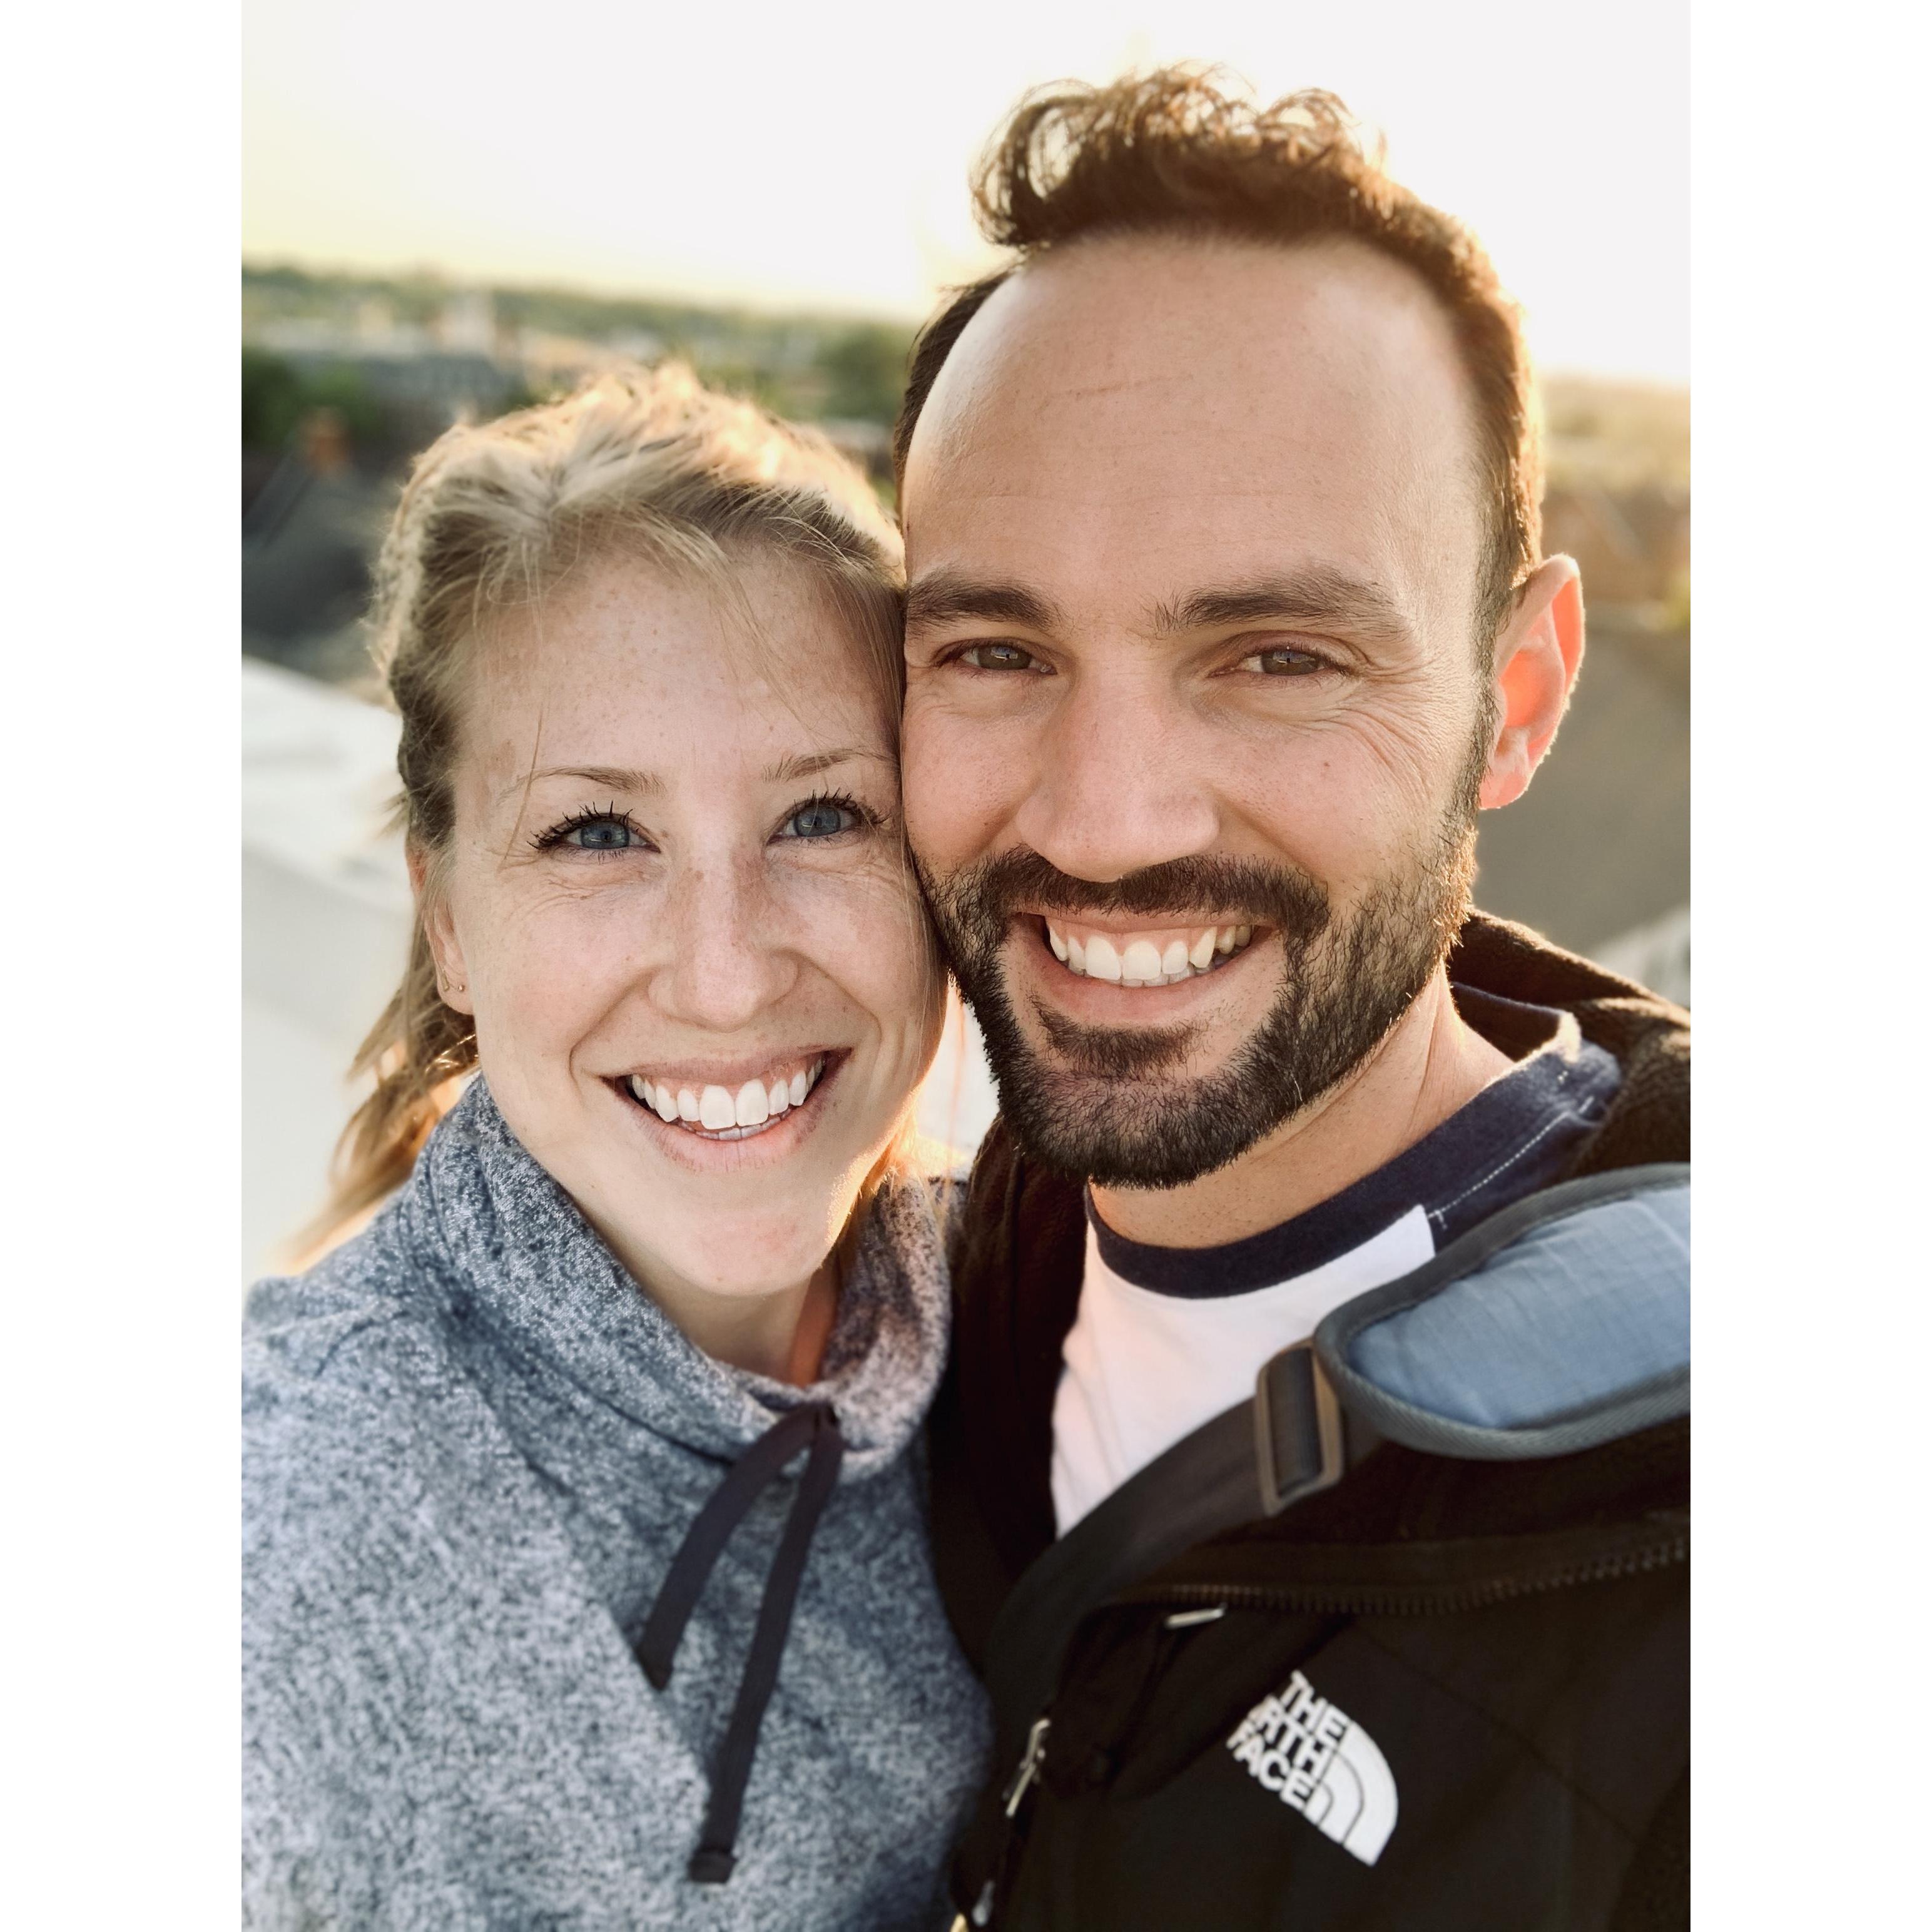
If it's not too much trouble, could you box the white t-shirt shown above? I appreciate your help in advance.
[1050,1205,1436,1535]
[1045,1000,1625,1537]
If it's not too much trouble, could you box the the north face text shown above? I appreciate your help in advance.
[1226,1670,1398,1866]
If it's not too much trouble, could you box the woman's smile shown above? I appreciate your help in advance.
[624,1050,829,1135]
[608,1049,842,1155]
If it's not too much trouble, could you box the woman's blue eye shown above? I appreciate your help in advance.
[782,801,858,840]
[529,805,653,858]
[567,816,636,849]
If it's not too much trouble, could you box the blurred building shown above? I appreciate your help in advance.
[243,413,393,689]
[1542,482,1690,609]
[243,661,414,1283]
[1470,605,1688,958]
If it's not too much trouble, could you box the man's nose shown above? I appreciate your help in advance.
[651,859,800,1032]
[1012,670,1221,882]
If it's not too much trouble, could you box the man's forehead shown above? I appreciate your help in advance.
[902,232,1485,580]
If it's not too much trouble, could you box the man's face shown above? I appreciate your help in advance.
[899,234,1502,1187]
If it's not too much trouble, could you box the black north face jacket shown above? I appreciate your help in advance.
[930,915,1690,1931]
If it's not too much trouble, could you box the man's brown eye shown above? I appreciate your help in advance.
[1248,648,1323,676]
[962,642,1042,672]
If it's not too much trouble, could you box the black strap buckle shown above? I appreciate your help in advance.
[1253,1340,1346,1516]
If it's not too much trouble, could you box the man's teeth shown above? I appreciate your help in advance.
[628,1057,826,1136]
[1045,921,1254,985]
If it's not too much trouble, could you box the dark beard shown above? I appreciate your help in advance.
[917,818,1477,1190]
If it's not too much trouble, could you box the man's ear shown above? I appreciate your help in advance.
[408,842,474,1016]
[1478,556,1585,811]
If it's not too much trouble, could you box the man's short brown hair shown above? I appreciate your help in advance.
[893,67,1543,646]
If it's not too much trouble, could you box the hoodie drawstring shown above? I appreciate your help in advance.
[636,1400,846,1884]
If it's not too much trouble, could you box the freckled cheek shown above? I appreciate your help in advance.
[465,888,653,1063]
[791,870,944,1085]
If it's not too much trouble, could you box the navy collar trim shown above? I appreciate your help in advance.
[1085,992,1616,1299]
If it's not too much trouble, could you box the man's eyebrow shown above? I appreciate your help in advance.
[499,764,664,803]
[904,571,1065,633]
[1152,570,1417,643]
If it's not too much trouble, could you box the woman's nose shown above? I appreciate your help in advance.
[650,861,800,1032]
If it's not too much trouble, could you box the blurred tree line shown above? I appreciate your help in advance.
[243,348,387,454]
[814,323,912,422]
[242,270,922,674]
[243,265,915,432]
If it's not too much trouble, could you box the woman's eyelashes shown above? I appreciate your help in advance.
[773,790,882,844]
[529,790,883,860]
[531,803,654,857]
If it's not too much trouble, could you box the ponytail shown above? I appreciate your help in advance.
[300,920,476,1256]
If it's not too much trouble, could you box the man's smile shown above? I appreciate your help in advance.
[1004,910,1278,1030]
[1040,917,1258,985]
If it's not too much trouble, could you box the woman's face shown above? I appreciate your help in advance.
[425,547,943,1308]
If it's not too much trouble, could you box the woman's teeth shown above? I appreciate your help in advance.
[628,1057,825,1139]
[1045,920,1255,986]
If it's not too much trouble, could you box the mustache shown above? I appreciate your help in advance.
[932,846,1333,938]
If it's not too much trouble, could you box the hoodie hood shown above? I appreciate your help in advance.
[393,1077,948,1480]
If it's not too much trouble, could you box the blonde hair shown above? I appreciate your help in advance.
[313,364,909,1248]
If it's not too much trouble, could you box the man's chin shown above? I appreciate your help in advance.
[999,1074,1281,1189]
[1031,1006,1204,1081]
[978,1027,1298,1189]
[970,946,1430,1190]
[925,835,1471,1189]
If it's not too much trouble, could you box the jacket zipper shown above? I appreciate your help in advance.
[948,1721,1053,1931]
[1124,1525,1688,1621]
[1001,1716,1052,1818]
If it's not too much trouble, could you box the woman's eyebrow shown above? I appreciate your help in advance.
[763,747,893,783]
[501,763,665,801]
[499,751,891,803]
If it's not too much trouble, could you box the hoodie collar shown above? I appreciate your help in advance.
[396,1079,948,1480]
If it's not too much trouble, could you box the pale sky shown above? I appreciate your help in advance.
[243,0,1688,384]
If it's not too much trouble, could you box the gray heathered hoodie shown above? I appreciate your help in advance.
[243,1080,992,1929]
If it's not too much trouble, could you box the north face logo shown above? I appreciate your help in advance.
[1226,1670,1398,1865]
